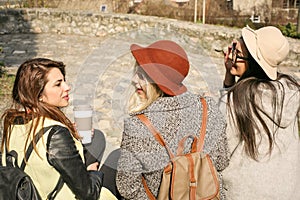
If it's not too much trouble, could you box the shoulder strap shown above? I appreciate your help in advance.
[141,176,156,200]
[198,97,208,151]
[20,125,64,199]
[47,177,64,200]
[137,97,208,155]
[136,114,174,159]
[20,126,53,170]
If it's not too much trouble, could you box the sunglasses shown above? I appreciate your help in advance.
[134,67,147,80]
[231,42,249,64]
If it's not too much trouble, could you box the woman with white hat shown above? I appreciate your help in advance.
[116,40,229,199]
[220,26,300,199]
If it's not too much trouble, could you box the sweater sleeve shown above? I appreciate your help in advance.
[205,97,230,171]
[46,125,103,200]
[116,129,149,200]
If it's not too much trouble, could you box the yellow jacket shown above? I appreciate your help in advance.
[7,117,116,200]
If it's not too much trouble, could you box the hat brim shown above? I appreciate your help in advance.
[131,44,187,96]
[242,26,277,80]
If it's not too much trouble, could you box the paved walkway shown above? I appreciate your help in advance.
[1,30,299,161]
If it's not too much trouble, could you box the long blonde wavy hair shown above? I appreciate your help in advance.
[128,64,164,114]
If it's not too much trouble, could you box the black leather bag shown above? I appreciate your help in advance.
[0,150,42,200]
[0,126,63,200]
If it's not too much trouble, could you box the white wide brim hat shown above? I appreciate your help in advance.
[242,25,290,80]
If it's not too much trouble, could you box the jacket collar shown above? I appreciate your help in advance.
[131,91,197,115]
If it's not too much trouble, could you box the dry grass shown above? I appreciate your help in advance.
[0,68,15,112]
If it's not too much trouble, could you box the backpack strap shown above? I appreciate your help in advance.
[176,135,199,155]
[137,114,173,199]
[20,126,53,170]
[136,114,174,159]
[13,125,64,199]
[175,97,207,155]
[47,177,64,200]
[3,126,53,169]
[138,97,207,156]
[141,176,156,200]
[198,97,208,151]
[4,150,19,168]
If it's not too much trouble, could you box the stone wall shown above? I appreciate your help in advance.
[0,8,299,67]
[51,0,116,12]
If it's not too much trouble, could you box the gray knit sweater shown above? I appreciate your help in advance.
[116,92,229,199]
[220,78,300,199]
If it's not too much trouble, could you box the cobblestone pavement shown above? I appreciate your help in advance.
[1,31,299,161]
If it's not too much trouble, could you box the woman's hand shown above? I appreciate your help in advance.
[223,44,236,88]
[87,162,99,171]
[224,46,233,72]
[73,122,95,143]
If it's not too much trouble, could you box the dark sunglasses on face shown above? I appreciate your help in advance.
[137,72,145,80]
[231,42,249,64]
[134,67,146,80]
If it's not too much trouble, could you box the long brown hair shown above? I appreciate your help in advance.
[1,58,78,157]
[227,42,300,160]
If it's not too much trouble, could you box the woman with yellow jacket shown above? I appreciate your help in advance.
[1,58,116,199]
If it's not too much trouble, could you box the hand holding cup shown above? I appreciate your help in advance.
[73,105,93,144]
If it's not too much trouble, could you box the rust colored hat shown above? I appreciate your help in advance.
[130,40,190,96]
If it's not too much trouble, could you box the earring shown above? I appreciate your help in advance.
[39,98,43,102]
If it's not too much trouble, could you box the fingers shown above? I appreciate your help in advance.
[224,45,233,71]
[91,128,95,137]
[87,162,99,171]
[225,46,232,60]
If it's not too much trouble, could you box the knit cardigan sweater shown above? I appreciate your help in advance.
[116,92,229,199]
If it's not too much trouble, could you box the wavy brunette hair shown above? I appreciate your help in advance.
[227,39,300,160]
[1,58,78,157]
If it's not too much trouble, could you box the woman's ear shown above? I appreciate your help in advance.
[38,94,44,102]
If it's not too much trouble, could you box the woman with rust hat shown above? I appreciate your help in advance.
[116,40,229,199]
[220,26,300,199]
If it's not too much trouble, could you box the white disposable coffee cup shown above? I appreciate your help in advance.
[73,105,93,144]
